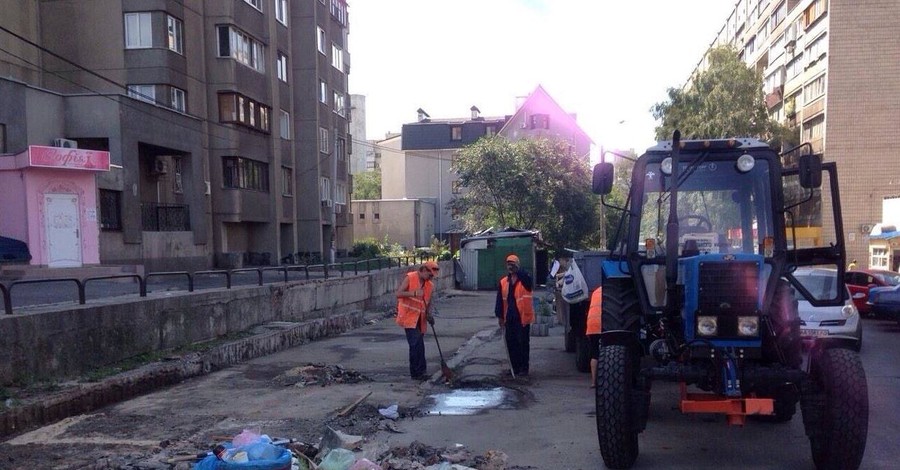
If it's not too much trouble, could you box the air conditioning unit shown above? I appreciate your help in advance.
[334,204,343,214]
[860,224,874,235]
[321,199,333,207]
[151,156,168,175]
[52,138,78,149]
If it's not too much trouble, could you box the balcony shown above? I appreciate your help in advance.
[141,203,191,231]
[801,99,825,122]
[765,85,784,110]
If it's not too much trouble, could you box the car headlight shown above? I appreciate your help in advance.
[738,316,760,336]
[697,316,718,336]
[841,303,857,318]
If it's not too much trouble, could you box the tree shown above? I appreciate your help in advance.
[352,169,381,200]
[449,136,599,250]
[652,46,797,148]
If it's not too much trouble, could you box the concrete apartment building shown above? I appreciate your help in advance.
[688,0,900,267]
[0,0,352,271]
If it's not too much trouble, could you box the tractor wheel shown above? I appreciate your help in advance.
[602,278,641,333]
[575,336,591,373]
[596,344,639,469]
[803,348,868,470]
[764,280,802,368]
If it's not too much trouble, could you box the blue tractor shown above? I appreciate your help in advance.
[591,132,868,469]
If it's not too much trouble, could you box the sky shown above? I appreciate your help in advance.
[348,0,736,156]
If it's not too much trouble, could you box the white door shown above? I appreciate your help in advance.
[45,193,82,268]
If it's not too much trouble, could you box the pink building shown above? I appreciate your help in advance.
[0,146,110,268]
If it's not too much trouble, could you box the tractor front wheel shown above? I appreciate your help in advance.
[803,348,868,470]
[596,344,639,469]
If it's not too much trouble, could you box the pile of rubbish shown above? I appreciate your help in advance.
[273,364,370,387]
[375,441,510,470]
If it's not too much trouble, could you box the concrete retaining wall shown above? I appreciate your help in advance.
[0,261,453,386]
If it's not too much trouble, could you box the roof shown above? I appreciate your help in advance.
[460,228,541,247]
[870,230,900,240]
[645,138,772,153]
[498,85,594,144]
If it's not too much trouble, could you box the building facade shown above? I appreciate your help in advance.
[351,199,435,250]
[348,93,370,175]
[0,0,352,270]
[688,0,900,268]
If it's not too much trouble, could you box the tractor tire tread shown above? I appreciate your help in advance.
[596,345,639,469]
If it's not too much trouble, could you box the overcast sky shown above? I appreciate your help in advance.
[348,0,735,155]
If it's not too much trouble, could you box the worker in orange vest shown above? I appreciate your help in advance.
[396,261,439,380]
[495,254,534,377]
[586,286,603,388]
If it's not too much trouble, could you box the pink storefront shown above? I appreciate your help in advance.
[0,146,110,268]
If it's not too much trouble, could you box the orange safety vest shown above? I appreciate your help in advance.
[586,287,602,335]
[500,275,535,326]
[396,271,433,333]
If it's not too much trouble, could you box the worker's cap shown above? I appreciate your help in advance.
[505,254,520,265]
[423,261,440,273]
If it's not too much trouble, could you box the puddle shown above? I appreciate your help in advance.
[427,387,519,415]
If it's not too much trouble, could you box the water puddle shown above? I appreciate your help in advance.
[427,387,518,416]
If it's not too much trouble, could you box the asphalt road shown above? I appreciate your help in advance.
[2,289,899,469]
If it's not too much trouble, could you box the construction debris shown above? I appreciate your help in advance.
[274,363,370,387]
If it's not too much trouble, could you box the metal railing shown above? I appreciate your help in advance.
[0,255,438,315]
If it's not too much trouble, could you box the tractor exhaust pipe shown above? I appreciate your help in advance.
[665,130,681,321]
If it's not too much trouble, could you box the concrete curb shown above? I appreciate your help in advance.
[0,307,394,439]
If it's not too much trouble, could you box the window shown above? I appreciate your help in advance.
[802,0,827,29]
[276,52,288,82]
[803,74,826,103]
[359,213,365,220]
[746,35,756,55]
[334,182,347,205]
[125,13,152,49]
[331,0,347,25]
[319,176,331,201]
[802,114,825,142]
[333,91,345,115]
[374,212,380,221]
[805,33,828,67]
[871,247,889,269]
[769,1,786,30]
[319,80,328,103]
[275,0,288,25]
[281,166,293,196]
[173,157,184,193]
[217,26,265,72]
[223,156,269,191]
[99,189,122,231]
[279,110,290,139]
[786,53,804,80]
[167,15,183,54]
[450,126,462,141]
[530,113,550,129]
[243,0,262,11]
[317,27,327,54]
[171,87,186,112]
[319,127,329,153]
[127,84,156,103]
[764,66,784,94]
[331,44,343,71]
[335,137,346,160]
[218,92,271,132]
[485,125,496,137]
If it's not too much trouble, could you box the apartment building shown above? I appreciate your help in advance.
[689,0,900,267]
[0,0,352,270]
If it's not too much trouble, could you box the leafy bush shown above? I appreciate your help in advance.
[350,238,382,259]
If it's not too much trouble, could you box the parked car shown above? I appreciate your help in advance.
[792,269,863,351]
[868,284,900,322]
[844,269,900,315]
[0,236,31,263]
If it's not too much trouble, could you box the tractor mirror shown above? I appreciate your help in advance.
[798,154,822,189]
[592,162,615,195]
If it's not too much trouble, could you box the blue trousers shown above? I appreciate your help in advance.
[505,320,530,375]
[405,328,426,378]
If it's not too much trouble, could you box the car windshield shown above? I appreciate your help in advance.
[875,272,900,286]
[638,157,774,256]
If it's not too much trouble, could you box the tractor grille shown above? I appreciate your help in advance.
[698,261,759,315]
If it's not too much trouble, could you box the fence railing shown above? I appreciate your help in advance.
[0,255,438,315]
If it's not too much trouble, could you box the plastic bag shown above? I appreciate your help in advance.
[561,260,589,304]
[318,449,356,470]
[378,404,399,420]
[193,445,292,470]
[348,458,382,470]
[233,430,263,447]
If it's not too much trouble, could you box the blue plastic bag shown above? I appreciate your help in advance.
[193,445,292,470]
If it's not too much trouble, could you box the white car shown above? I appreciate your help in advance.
[796,286,863,351]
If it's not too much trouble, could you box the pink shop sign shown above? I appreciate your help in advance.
[28,145,110,171]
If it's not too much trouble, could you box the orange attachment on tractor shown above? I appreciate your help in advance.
[678,383,774,426]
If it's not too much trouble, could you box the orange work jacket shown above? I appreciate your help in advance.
[500,276,535,326]
[396,271,433,333]
[586,287,603,335]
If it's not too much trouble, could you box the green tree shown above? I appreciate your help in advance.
[450,136,599,250]
[652,46,798,148]
[352,169,381,200]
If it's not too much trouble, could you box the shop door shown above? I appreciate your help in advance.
[45,193,82,268]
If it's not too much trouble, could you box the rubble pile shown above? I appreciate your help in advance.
[274,364,370,387]
[375,441,515,470]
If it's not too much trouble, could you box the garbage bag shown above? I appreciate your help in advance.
[561,260,589,304]
[348,458,382,470]
[233,429,263,447]
[318,448,356,470]
[193,445,292,470]
[378,404,399,420]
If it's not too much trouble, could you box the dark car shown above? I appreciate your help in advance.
[868,283,900,321]
[844,269,900,315]
[0,236,31,263]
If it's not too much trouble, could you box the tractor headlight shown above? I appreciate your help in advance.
[697,316,718,336]
[738,316,760,336]
[661,157,673,175]
[736,154,756,173]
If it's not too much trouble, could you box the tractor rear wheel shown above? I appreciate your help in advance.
[596,344,639,469]
[803,348,868,470]
[602,278,641,333]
